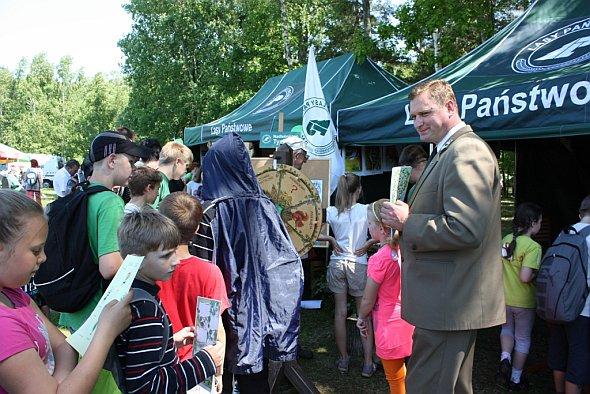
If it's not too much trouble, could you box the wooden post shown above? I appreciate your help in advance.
[278,112,285,132]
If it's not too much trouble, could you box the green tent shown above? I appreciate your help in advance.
[336,0,590,145]
[184,53,406,146]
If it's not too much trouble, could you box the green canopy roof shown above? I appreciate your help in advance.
[336,0,590,145]
[184,53,406,146]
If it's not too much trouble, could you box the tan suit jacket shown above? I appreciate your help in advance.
[401,125,505,331]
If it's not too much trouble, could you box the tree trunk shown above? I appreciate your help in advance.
[362,0,371,35]
[433,29,441,72]
[280,0,292,67]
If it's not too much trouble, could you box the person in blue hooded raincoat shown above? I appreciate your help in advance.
[199,132,303,393]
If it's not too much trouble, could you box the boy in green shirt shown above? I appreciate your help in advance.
[151,141,193,208]
[59,131,148,393]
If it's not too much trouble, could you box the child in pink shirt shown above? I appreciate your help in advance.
[0,189,132,393]
[358,199,414,393]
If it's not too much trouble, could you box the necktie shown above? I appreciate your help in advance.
[426,146,438,166]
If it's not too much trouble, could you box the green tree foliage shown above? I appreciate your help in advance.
[118,0,399,140]
[0,54,129,158]
[393,0,531,81]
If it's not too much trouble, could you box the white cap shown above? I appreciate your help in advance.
[281,136,306,151]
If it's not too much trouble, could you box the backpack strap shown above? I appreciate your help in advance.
[131,288,170,362]
[577,224,590,239]
[563,224,590,292]
[577,224,590,275]
[84,184,114,195]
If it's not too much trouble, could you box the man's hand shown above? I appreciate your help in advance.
[380,201,409,231]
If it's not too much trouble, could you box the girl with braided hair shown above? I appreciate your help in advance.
[497,202,543,390]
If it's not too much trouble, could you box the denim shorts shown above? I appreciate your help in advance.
[548,315,590,385]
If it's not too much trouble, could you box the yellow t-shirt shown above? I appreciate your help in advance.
[502,234,542,308]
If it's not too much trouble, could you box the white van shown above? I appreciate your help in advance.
[41,156,64,188]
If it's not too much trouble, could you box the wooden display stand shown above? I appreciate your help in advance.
[268,360,320,393]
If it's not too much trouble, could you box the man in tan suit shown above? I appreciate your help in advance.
[381,80,505,393]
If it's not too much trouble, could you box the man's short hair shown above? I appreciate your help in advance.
[159,141,193,165]
[118,210,181,258]
[409,79,458,109]
[579,195,590,217]
[128,167,162,197]
[138,138,162,162]
[399,145,428,168]
[115,126,137,141]
[158,192,203,244]
[65,159,80,169]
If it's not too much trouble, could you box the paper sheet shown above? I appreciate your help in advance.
[188,296,221,394]
[301,300,322,309]
[390,166,412,202]
[66,255,144,356]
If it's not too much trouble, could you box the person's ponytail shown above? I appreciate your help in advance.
[503,202,542,260]
[335,173,361,214]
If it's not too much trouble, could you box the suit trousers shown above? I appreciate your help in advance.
[406,327,477,394]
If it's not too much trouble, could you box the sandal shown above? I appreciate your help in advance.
[336,357,350,373]
[361,362,377,378]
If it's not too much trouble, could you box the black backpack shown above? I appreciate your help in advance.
[536,225,590,323]
[105,288,170,394]
[33,184,113,312]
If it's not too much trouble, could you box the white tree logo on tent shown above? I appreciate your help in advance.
[302,97,336,155]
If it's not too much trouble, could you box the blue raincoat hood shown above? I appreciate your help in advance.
[202,131,262,200]
[202,132,303,374]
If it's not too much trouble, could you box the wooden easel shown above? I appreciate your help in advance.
[268,360,320,393]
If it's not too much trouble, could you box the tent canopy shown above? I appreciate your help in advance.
[336,0,590,145]
[184,53,406,146]
[0,143,29,163]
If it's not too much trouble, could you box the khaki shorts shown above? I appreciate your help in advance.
[327,259,367,297]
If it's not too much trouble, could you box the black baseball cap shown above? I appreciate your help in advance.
[89,131,150,163]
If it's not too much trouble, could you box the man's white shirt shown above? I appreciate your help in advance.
[436,121,466,153]
[53,167,71,197]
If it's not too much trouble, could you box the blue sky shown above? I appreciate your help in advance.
[0,0,132,76]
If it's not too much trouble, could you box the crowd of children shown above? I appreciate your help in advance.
[2,127,590,394]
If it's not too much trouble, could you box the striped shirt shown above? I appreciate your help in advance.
[189,204,215,262]
[115,280,216,393]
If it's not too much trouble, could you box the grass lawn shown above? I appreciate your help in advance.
[295,295,553,393]
[41,187,57,207]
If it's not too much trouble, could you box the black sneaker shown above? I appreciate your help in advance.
[495,358,511,386]
[508,375,529,391]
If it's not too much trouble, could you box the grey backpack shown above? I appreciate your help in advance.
[536,225,590,324]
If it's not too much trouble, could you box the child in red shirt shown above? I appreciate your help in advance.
[157,192,229,365]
